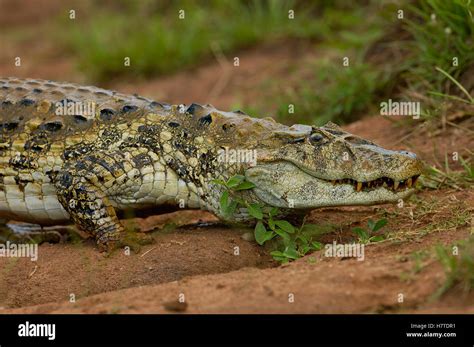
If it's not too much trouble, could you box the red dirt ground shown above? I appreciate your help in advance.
[0,0,473,314]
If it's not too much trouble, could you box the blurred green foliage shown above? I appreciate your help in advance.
[275,0,474,125]
[404,0,474,94]
[59,0,474,125]
[63,0,322,81]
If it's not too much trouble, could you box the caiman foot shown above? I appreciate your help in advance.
[98,229,155,255]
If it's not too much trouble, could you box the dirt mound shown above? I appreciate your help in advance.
[0,220,273,309]
[1,205,472,314]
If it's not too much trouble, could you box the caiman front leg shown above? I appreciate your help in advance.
[53,149,154,251]
[54,168,123,251]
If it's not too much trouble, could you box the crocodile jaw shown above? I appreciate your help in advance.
[245,161,417,209]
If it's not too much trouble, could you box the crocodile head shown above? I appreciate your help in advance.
[244,122,423,209]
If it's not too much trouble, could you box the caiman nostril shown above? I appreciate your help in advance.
[399,150,417,159]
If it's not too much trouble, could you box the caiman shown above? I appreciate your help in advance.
[0,77,422,250]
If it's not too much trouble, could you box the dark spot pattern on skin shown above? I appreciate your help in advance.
[0,122,19,132]
[199,114,212,126]
[222,123,235,132]
[122,105,138,113]
[19,98,35,106]
[32,88,43,94]
[9,154,30,170]
[59,98,75,105]
[73,115,88,124]
[132,153,152,169]
[168,121,180,128]
[40,121,63,132]
[60,172,73,188]
[186,103,202,115]
[63,143,95,160]
[75,161,87,171]
[24,133,50,152]
[100,108,115,121]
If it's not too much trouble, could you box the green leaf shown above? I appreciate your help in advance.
[283,246,299,260]
[226,200,238,216]
[372,219,388,232]
[274,228,291,243]
[234,181,256,191]
[219,191,229,212]
[269,207,279,217]
[270,251,289,263]
[367,219,375,231]
[226,175,245,188]
[296,233,309,244]
[247,203,263,220]
[274,220,295,233]
[211,179,227,187]
[369,235,385,243]
[311,241,323,250]
[300,244,311,255]
[254,221,268,245]
[268,217,275,230]
[353,227,368,240]
[270,251,285,257]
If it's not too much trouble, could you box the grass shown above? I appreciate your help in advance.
[276,60,387,125]
[404,0,474,96]
[61,0,323,82]
[379,192,472,243]
[434,237,474,297]
[277,0,474,125]
[420,154,474,190]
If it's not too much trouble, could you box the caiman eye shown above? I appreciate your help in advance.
[309,133,324,144]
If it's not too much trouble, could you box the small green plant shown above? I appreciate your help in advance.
[434,237,474,297]
[213,175,323,263]
[352,218,388,244]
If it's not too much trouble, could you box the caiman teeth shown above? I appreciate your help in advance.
[393,180,400,190]
[327,174,420,192]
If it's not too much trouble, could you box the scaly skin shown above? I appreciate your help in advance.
[0,77,423,250]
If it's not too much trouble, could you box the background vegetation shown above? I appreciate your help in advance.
[58,0,473,125]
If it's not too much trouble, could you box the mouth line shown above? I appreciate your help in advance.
[321,175,420,193]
